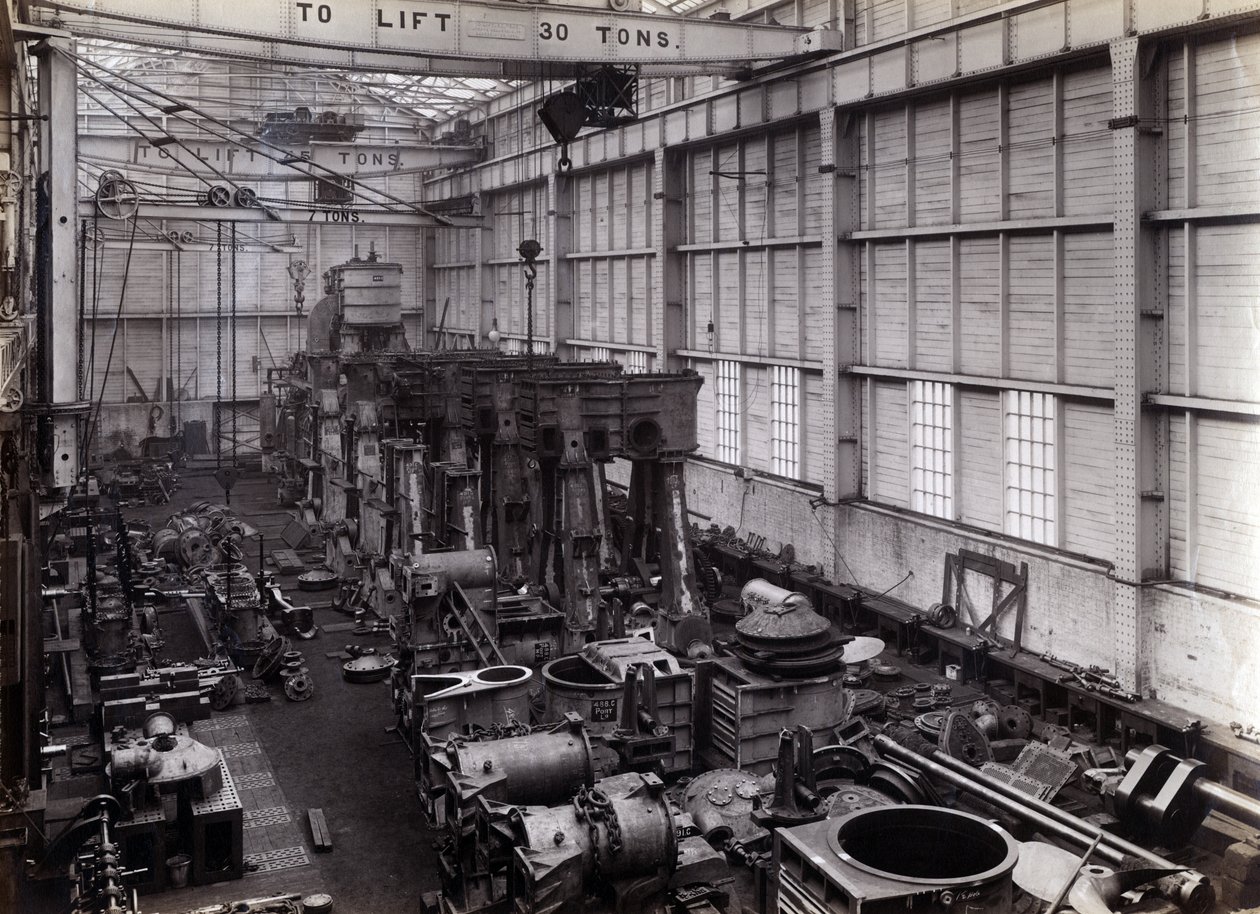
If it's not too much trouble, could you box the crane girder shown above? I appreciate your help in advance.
[28,0,843,79]
[79,135,485,179]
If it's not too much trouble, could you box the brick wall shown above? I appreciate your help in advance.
[684,459,1258,725]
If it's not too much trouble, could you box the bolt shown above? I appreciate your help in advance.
[553,830,565,845]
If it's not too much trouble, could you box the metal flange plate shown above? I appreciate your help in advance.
[342,654,392,684]
[298,569,339,591]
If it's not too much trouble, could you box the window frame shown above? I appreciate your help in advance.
[1003,390,1058,546]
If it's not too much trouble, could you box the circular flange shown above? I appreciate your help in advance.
[914,711,948,738]
[298,569,339,591]
[871,662,900,680]
[843,636,886,665]
[284,671,314,701]
[999,705,1033,740]
[343,654,392,684]
[847,688,885,717]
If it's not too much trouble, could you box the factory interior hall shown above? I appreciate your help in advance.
[3,1,1260,913]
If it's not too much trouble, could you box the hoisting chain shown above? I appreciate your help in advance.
[215,223,223,472]
[229,222,237,506]
[573,785,623,883]
[517,239,542,371]
[77,219,86,401]
[524,264,536,369]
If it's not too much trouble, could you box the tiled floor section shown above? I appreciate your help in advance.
[190,715,311,876]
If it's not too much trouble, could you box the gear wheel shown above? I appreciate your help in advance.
[252,635,289,681]
[210,672,239,711]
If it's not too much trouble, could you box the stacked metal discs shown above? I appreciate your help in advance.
[732,582,848,677]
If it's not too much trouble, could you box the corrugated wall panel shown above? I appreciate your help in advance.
[1060,66,1113,217]
[913,240,952,372]
[744,142,769,236]
[1166,45,1188,209]
[772,249,800,357]
[1006,78,1055,219]
[773,133,800,231]
[611,259,629,340]
[914,98,952,225]
[689,148,713,245]
[802,248,829,364]
[958,390,1002,530]
[122,320,163,403]
[873,243,907,366]
[715,142,742,241]
[801,126,827,234]
[1062,232,1114,388]
[1006,235,1055,381]
[1194,224,1260,401]
[716,252,742,346]
[695,362,715,454]
[1062,402,1114,560]
[745,250,768,354]
[958,91,1001,221]
[872,380,908,506]
[1193,32,1260,208]
[869,0,906,41]
[743,366,771,469]
[803,373,825,482]
[1169,413,1188,575]
[1192,418,1260,596]
[910,0,951,28]
[690,254,713,347]
[611,169,628,250]
[958,237,1001,375]
[872,110,908,229]
[1167,225,1186,394]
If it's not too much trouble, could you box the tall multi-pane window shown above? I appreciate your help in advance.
[587,346,611,362]
[623,350,650,374]
[910,381,954,520]
[715,360,741,465]
[770,366,801,478]
[1004,391,1057,545]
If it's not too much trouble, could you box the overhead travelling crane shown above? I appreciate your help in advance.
[28,0,845,79]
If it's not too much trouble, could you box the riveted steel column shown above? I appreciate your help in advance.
[547,170,574,358]
[652,145,685,371]
[828,108,862,511]
[1110,37,1168,691]
[472,175,493,347]
[34,38,83,487]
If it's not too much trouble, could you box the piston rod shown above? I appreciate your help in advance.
[1194,778,1260,830]
[872,735,1214,913]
